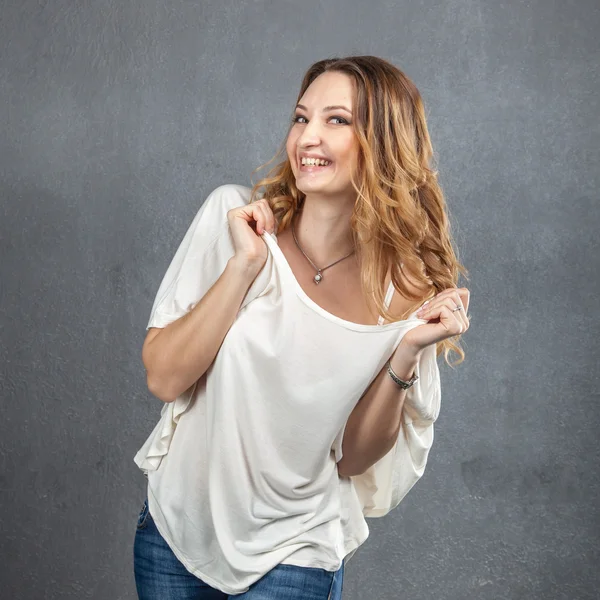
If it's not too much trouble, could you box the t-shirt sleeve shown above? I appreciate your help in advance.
[341,342,441,518]
[146,184,270,330]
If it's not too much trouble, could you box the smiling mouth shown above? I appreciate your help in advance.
[299,161,334,172]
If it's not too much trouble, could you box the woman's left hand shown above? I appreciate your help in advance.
[399,287,471,355]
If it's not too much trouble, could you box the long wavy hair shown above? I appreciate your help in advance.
[248,55,469,366]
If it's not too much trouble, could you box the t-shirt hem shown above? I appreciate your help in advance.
[147,486,250,595]
[279,556,342,571]
[279,534,365,571]
[146,483,366,594]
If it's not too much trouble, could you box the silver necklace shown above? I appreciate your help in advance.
[291,210,356,285]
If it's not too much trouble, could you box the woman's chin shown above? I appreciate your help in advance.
[296,178,341,195]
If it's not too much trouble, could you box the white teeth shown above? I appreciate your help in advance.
[301,157,331,166]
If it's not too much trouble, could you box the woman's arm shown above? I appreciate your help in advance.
[336,343,422,478]
[338,286,469,478]
[142,256,261,403]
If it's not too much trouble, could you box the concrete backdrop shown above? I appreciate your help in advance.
[1,0,598,598]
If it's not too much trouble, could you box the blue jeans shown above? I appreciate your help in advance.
[133,498,345,599]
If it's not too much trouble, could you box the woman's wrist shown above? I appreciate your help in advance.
[390,341,423,380]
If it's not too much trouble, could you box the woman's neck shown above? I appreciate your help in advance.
[292,197,356,265]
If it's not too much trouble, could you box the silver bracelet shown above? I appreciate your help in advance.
[386,359,419,390]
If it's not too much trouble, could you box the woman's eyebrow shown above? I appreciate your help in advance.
[295,104,353,115]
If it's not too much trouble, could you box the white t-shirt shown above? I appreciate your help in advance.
[134,184,441,595]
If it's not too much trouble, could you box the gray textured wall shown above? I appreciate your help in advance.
[1,1,598,599]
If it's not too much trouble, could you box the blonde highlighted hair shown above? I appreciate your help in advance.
[249,55,469,366]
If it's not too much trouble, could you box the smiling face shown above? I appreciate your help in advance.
[286,71,360,201]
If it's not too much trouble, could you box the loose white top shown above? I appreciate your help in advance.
[134,184,441,595]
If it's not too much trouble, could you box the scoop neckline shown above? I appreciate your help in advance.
[261,231,421,333]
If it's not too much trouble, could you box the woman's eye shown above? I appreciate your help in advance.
[292,115,349,125]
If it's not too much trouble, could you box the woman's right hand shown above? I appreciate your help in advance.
[226,198,277,273]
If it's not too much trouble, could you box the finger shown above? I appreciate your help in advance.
[441,304,466,334]
[438,297,465,320]
[253,200,275,234]
[423,303,465,335]
[418,287,456,311]
[248,204,271,235]
[429,287,469,301]
[419,297,467,332]
[447,291,469,328]
[429,287,468,306]
[418,288,469,319]
[457,288,470,313]
[447,294,469,330]
[417,291,453,316]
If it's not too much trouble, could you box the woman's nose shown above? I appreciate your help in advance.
[297,120,322,145]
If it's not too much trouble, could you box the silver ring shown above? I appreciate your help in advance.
[452,306,463,312]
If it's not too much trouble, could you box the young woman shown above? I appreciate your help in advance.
[133,55,471,599]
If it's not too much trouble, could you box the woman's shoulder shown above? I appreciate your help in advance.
[206,183,253,209]
[190,184,253,230]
